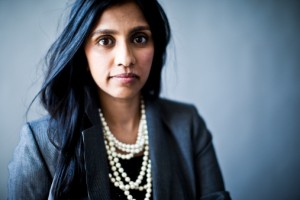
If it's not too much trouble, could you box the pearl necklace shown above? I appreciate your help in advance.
[99,99,152,200]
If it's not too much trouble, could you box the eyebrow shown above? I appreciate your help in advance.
[91,25,151,37]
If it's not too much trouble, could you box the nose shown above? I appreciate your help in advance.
[114,41,136,68]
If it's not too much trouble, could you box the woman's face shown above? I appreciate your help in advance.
[84,2,154,101]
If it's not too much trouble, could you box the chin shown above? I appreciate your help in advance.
[99,89,141,101]
[112,92,141,100]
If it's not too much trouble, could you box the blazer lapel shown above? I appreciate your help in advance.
[82,125,110,200]
[146,100,172,199]
[82,103,110,200]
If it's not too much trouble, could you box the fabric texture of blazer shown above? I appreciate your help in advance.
[8,98,231,200]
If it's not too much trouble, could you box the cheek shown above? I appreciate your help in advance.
[139,48,154,70]
[85,55,105,85]
[86,51,99,70]
[85,48,110,75]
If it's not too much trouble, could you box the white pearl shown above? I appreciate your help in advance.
[99,98,152,200]
[118,168,124,173]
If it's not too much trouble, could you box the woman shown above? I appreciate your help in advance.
[8,0,231,199]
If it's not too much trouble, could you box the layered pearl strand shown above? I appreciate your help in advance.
[98,99,152,200]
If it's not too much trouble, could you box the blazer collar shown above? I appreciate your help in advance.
[82,98,172,200]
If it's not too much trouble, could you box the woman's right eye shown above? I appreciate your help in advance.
[97,37,114,46]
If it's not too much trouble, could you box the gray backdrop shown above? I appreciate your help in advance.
[1,0,299,199]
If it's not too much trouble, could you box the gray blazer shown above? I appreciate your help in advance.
[8,98,230,200]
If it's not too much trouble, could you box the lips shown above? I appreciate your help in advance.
[109,73,140,84]
[110,73,139,79]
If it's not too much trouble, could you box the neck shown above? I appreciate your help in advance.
[98,94,141,143]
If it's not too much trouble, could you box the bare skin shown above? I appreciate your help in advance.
[84,2,154,144]
[99,95,141,145]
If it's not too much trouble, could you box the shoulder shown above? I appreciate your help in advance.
[17,115,51,146]
[8,115,56,199]
[20,115,59,175]
[152,98,196,113]
[26,115,51,132]
[24,115,55,148]
[151,97,205,125]
[146,98,208,140]
[154,97,194,109]
[148,98,213,156]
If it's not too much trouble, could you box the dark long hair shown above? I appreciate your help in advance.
[40,0,170,198]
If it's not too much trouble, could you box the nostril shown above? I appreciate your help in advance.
[115,43,136,67]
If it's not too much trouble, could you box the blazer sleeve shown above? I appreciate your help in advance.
[8,123,52,200]
[191,107,231,200]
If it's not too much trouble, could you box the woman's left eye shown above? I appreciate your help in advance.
[133,35,148,44]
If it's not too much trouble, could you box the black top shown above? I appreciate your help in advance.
[110,155,153,200]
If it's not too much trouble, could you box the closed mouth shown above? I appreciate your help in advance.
[110,73,139,79]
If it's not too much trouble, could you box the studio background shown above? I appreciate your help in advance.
[0,0,299,199]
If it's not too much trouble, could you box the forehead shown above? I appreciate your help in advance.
[94,2,149,30]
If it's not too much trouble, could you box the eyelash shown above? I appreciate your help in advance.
[96,33,149,47]
[132,34,149,45]
[97,36,115,46]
